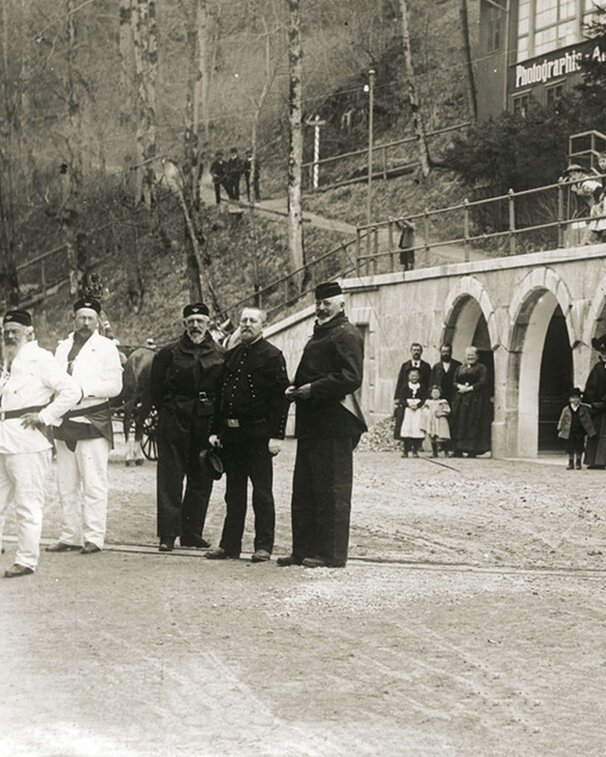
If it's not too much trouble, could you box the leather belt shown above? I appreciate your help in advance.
[225,418,265,428]
[0,404,47,421]
[65,401,110,419]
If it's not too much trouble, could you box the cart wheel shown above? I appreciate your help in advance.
[141,409,158,461]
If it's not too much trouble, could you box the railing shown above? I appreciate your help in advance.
[353,175,606,276]
[301,122,470,192]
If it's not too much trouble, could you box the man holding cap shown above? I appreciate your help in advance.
[0,310,80,577]
[151,303,224,552]
[280,281,366,569]
[47,297,123,555]
[206,307,289,562]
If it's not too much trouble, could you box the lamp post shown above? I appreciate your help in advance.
[366,68,376,226]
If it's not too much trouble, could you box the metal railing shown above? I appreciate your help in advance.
[301,122,470,192]
[353,175,606,276]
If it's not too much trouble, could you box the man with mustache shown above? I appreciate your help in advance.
[279,281,367,569]
[0,310,80,577]
[47,297,123,555]
[151,303,225,552]
[206,307,289,562]
[430,344,461,406]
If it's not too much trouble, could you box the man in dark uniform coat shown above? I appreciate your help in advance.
[206,307,289,562]
[151,303,224,551]
[430,344,462,405]
[210,151,226,205]
[243,149,261,203]
[584,334,606,469]
[225,147,243,200]
[279,281,366,569]
[394,342,431,398]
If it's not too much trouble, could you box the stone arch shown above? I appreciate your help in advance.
[441,276,500,356]
[583,271,606,349]
[506,268,578,457]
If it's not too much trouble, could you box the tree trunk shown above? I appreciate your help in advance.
[194,0,210,144]
[286,0,304,274]
[119,0,135,129]
[460,0,477,121]
[63,0,86,296]
[398,0,431,177]
[0,0,21,305]
[131,0,157,208]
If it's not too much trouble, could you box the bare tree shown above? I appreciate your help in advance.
[286,0,304,273]
[131,0,157,208]
[459,0,477,121]
[398,0,431,177]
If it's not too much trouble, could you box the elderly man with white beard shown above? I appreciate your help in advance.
[0,309,80,578]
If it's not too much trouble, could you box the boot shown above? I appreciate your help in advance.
[566,457,574,470]
[576,455,583,470]
[431,441,438,458]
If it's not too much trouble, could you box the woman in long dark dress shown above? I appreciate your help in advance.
[451,346,491,457]
[584,335,606,469]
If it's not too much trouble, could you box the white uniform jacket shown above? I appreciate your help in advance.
[55,330,123,425]
[0,341,82,454]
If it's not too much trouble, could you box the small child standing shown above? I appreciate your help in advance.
[397,368,426,457]
[421,385,451,457]
[557,387,595,469]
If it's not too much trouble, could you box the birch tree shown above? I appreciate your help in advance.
[286,0,304,273]
[399,0,431,177]
[460,0,477,121]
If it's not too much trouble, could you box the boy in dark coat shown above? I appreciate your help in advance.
[557,387,595,469]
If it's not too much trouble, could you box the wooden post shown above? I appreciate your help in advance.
[463,198,470,262]
[382,145,387,180]
[388,218,395,271]
[423,207,430,258]
[508,188,516,255]
[355,225,362,276]
[373,227,379,274]
[557,182,565,248]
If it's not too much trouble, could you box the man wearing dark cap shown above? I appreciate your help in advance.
[206,307,289,562]
[225,147,243,201]
[279,281,366,569]
[151,303,225,551]
[0,310,80,577]
[584,334,606,469]
[210,150,226,205]
[47,297,123,555]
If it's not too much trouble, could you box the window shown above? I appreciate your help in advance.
[513,92,530,116]
[516,0,587,61]
[486,5,503,52]
[546,81,565,105]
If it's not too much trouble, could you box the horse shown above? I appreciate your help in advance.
[121,346,155,466]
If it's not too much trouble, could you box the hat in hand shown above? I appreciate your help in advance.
[199,448,224,480]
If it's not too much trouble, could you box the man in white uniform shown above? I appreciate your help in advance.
[46,297,123,554]
[0,309,80,578]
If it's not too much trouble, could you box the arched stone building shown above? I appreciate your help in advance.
[265,244,606,458]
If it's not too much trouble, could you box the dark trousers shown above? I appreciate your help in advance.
[566,436,585,457]
[226,177,240,200]
[290,436,357,566]
[219,440,275,556]
[156,410,213,538]
[213,181,222,205]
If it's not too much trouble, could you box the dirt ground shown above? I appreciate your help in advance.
[2,440,606,756]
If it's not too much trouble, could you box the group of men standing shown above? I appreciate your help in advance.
[210,147,261,205]
[151,281,366,569]
[1,281,366,577]
[0,298,122,578]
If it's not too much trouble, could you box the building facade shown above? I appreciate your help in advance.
[477,0,605,120]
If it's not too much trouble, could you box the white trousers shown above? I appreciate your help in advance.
[0,450,51,570]
[56,437,111,548]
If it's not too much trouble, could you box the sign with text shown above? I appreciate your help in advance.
[509,39,606,91]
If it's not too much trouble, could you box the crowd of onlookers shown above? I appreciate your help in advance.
[210,147,261,205]
[562,152,606,243]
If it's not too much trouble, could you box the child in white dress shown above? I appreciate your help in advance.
[398,368,426,457]
[421,385,451,457]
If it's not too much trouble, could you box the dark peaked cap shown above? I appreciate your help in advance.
[3,309,32,327]
[73,297,101,314]
[315,281,342,299]
[183,302,209,317]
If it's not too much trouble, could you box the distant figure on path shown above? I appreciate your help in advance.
[243,149,261,203]
[557,387,595,470]
[210,151,226,205]
[225,147,243,201]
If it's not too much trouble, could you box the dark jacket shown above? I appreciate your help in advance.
[293,313,366,439]
[557,403,596,440]
[226,155,243,179]
[430,358,462,404]
[150,332,224,419]
[211,337,289,442]
[210,158,226,182]
[394,358,431,397]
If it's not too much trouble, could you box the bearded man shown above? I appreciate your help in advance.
[0,310,80,577]
[151,303,225,552]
